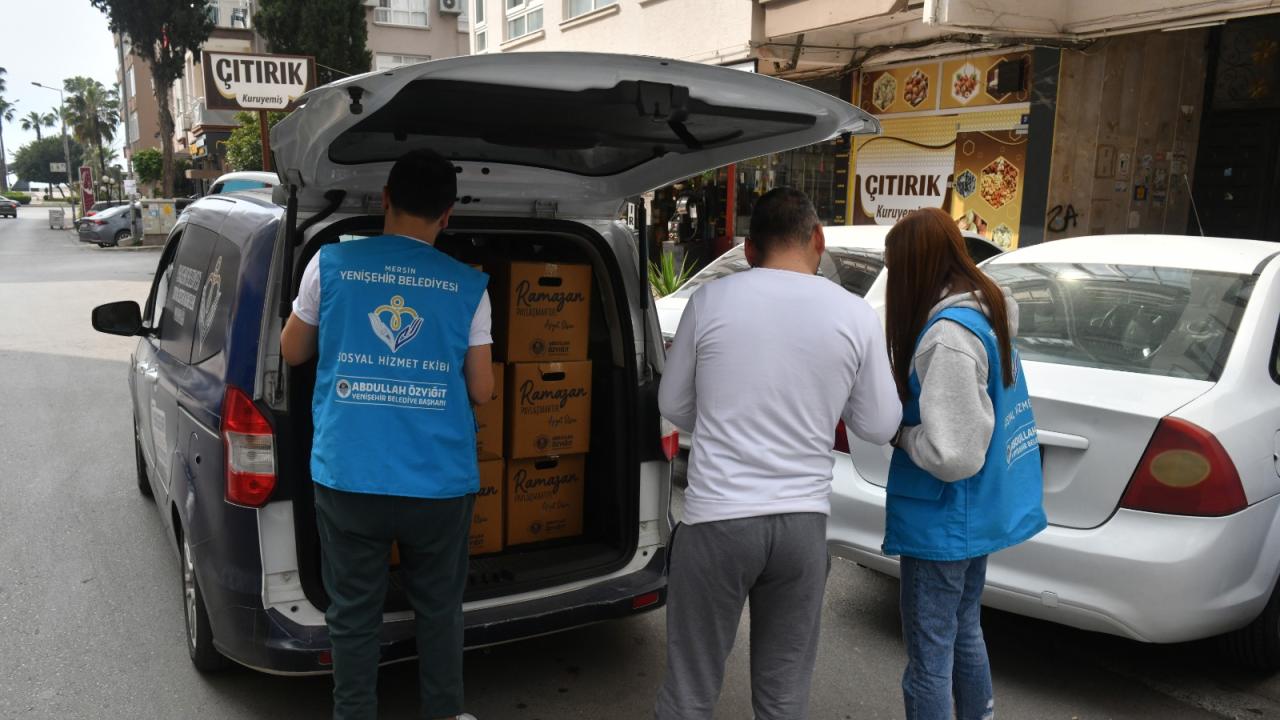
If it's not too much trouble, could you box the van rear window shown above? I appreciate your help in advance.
[327,79,816,176]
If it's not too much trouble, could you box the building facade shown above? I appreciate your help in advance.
[117,0,473,195]
[476,0,1280,258]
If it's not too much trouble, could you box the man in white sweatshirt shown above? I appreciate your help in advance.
[655,188,902,720]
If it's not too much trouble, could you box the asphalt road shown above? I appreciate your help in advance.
[3,204,1280,719]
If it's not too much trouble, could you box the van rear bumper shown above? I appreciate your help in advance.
[214,547,667,675]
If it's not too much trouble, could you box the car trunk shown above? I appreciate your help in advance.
[847,363,1215,529]
[280,215,649,609]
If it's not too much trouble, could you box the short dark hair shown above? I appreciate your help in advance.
[748,188,820,258]
[386,149,458,220]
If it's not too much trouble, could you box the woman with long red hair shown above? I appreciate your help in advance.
[881,208,1046,720]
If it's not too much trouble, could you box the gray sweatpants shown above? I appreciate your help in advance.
[655,513,829,720]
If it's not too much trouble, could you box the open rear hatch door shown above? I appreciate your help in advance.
[271,52,879,216]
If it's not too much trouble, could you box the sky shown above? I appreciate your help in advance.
[4,0,123,184]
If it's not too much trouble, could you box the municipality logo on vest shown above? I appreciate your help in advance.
[368,295,423,353]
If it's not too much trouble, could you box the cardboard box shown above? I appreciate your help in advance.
[475,362,504,458]
[506,361,592,459]
[506,455,586,546]
[492,261,592,362]
[470,458,504,555]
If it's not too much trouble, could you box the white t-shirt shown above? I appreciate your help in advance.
[292,242,492,347]
[658,267,902,525]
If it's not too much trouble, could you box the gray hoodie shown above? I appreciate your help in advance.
[897,287,1020,482]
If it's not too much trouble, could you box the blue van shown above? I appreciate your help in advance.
[90,53,876,673]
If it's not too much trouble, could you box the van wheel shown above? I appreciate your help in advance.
[133,425,153,498]
[1220,581,1280,671]
[182,533,230,672]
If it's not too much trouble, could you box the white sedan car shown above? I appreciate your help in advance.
[828,234,1280,668]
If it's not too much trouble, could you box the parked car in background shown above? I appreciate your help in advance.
[0,198,18,218]
[77,204,135,247]
[208,171,278,195]
[828,234,1280,668]
[656,225,1002,343]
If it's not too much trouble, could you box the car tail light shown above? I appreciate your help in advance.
[632,591,661,610]
[834,419,850,454]
[660,418,679,462]
[223,386,276,507]
[1119,417,1245,516]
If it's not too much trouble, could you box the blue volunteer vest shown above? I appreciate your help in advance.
[311,235,488,499]
[883,307,1047,561]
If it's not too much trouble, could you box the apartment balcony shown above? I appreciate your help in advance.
[208,0,254,31]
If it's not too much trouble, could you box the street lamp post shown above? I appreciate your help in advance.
[31,81,76,223]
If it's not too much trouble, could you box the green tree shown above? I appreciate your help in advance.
[133,147,163,185]
[91,0,214,197]
[225,111,285,171]
[255,0,370,84]
[0,67,7,94]
[63,77,121,185]
[11,136,85,195]
[20,110,57,142]
[0,97,16,193]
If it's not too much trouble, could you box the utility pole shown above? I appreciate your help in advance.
[31,81,76,223]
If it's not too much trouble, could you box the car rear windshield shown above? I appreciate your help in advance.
[671,246,885,299]
[985,262,1256,381]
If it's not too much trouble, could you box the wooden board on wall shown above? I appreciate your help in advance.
[1043,29,1208,240]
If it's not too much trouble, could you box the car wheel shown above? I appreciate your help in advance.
[182,532,230,672]
[97,242,108,248]
[133,424,153,498]
[1220,581,1280,671]
[114,230,130,246]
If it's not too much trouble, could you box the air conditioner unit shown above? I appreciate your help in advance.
[439,0,462,14]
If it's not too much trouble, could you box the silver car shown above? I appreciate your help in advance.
[77,204,135,247]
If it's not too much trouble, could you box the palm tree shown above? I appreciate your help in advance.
[62,77,120,185]
[20,110,56,142]
[0,67,7,95]
[0,96,16,193]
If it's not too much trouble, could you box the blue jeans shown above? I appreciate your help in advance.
[899,555,994,720]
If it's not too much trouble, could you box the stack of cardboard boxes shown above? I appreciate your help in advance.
[492,261,593,548]
[392,259,594,566]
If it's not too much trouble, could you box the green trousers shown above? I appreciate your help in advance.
[315,483,474,720]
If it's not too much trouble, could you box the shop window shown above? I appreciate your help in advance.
[566,0,614,19]
[377,0,429,27]
[505,0,542,40]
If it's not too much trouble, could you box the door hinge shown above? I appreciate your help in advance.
[534,200,558,219]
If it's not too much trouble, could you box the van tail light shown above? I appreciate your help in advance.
[834,419,850,454]
[1119,417,1245,517]
[223,386,277,507]
[660,418,679,462]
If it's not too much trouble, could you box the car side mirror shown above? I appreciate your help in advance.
[92,301,144,336]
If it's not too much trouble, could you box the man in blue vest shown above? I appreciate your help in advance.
[281,149,493,720]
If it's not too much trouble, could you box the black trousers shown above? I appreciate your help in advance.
[314,483,474,720]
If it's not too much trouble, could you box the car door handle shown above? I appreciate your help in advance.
[143,366,159,382]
